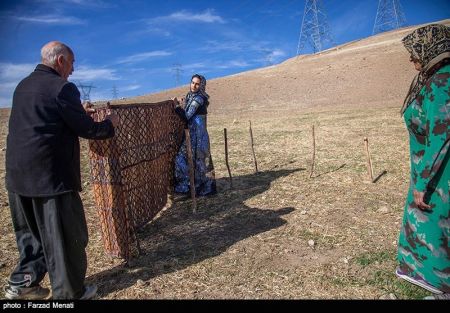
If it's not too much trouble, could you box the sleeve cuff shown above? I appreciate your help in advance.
[414,179,428,193]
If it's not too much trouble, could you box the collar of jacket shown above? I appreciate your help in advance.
[35,63,62,78]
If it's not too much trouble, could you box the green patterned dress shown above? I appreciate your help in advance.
[397,64,450,293]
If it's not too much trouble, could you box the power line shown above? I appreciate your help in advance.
[241,0,279,20]
[142,1,295,71]
[373,0,407,34]
[246,0,298,28]
[130,1,299,83]
[296,0,334,55]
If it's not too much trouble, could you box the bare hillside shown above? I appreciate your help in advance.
[112,19,449,115]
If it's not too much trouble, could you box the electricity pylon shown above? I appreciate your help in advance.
[112,85,118,99]
[264,49,273,66]
[77,82,95,102]
[373,0,407,34]
[172,63,183,86]
[296,0,334,55]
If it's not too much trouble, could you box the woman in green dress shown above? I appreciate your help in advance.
[396,23,450,299]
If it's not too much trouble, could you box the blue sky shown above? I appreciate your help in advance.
[0,0,449,107]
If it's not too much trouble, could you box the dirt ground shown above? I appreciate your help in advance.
[1,20,448,299]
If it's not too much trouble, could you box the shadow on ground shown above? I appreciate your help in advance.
[87,168,303,297]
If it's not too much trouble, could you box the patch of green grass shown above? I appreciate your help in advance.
[368,270,429,299]
[329,277,346,287]
[298,229,322,243]
[356,250,395,267]
[297,229,344,248]
[353,250,430,299]
[330,276,360,287]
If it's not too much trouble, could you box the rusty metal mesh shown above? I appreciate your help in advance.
[88,101,184,260]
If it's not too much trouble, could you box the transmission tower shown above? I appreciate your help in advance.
[373,0,406,34]
[264,49,273,66]
[172,63,184,86]
[112,85,118,99]
[77,82,96,102]
[296,0,334,55]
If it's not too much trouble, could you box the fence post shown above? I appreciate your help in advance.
[249,120,259,173]
[185,129,197,213]
[309,125,316,178]
[364,137,374,182]
[224,128,233,188]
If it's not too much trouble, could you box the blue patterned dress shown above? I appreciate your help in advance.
[174,92,216,196]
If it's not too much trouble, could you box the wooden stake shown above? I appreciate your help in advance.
[364,137,374,183]
[184,129,197,213]
[309,125,316,178]
[249,120,258,173]
[224,128,233,188]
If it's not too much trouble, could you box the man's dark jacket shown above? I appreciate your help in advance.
[5,64,115,197]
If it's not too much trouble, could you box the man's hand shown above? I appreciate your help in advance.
[83,101,96,114]
[172,97,186,109]
[413,190,431,210]
[172,97,180,108]
[105,112,119,127]
[179,97,186,109]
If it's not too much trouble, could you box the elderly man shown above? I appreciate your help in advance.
[4,41,118,300]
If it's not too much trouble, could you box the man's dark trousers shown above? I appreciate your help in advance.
[8,191,88,299]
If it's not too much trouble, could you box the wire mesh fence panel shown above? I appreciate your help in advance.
[88,101,184,260]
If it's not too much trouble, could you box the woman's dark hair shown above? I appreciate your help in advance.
[191,74,202,81]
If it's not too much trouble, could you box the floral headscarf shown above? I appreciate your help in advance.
[401,23,450,114]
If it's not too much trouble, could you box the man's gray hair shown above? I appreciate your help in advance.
[41,42,73,67]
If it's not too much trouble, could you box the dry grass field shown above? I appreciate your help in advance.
[0,104,430,300]
[1,20,449,299]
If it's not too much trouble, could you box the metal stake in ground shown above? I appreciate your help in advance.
[224,128,233,188]
[364,137,374,182]
[184,129,197,213]
[309,125,316,178]
[249,120,258,173]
